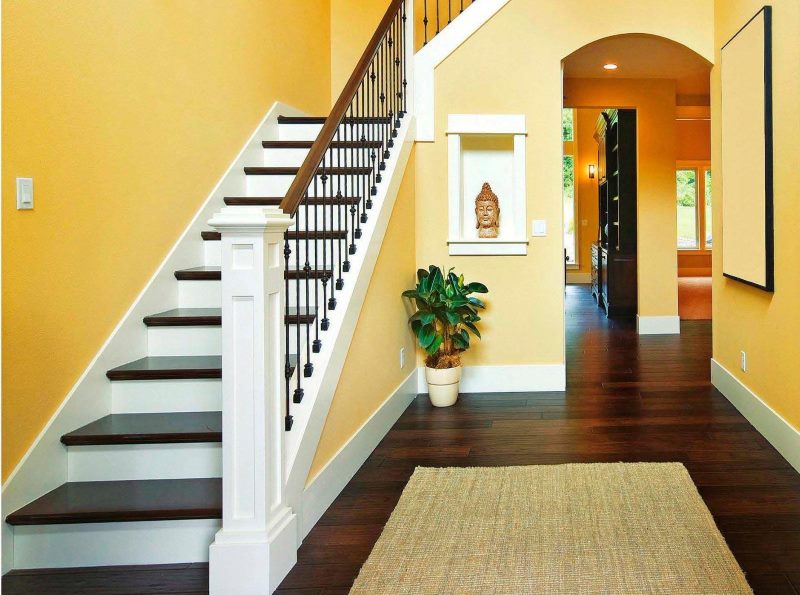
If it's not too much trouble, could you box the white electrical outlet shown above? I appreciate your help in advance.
[740,350,747,372]
[16,178,33,210]
[400,347,405,369]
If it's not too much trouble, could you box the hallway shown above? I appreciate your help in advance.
[279,285,800,593]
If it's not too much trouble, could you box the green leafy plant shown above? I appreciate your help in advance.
[402,265,488,369]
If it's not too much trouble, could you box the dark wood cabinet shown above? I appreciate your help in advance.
[591,243,601,301]
[593,109,637,317]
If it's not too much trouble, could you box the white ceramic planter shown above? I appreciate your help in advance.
[425,366,462,407]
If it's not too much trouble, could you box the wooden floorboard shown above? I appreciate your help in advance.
[4,285,800,594]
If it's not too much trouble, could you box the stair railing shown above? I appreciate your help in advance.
[280,0,411,432]
[207,2,414,592]
[420,0,475,46]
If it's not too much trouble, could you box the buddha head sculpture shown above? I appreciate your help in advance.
[475,182,500,238]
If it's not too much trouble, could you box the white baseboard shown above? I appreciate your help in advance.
[711,359,800,474]
[300,370,417,538]
[637,315,681,335]
[416,364,566,393]
[12,519,220,569]
[566,272,591,284]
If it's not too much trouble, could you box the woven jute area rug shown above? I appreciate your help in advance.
[350,463,751,594]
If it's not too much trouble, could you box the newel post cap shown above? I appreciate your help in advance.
[208,205,293,234]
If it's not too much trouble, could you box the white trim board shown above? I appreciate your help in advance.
[637,315,681,335]
[416,364,566,393]
[0,101,305,574]
[300,370,417,538]
[711,359,800,474]
[414,0,513,141]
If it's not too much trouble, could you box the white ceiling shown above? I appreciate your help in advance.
[563,34,712,96]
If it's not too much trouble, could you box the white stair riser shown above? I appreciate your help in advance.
[204,240,221,266]
[276,122,391,141]
[264,147,309,167]
[246,173,375,197]
[12,520,220,569]
[68,443,222,481]
[278,123,323,141]
[179,279,221,308]
[148,326,221,357]
[112,379,221,414]
[263,147,374,168]
[204,241,221,267]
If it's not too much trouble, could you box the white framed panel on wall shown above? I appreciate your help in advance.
[447,114,528,255]
[720,6,774,291]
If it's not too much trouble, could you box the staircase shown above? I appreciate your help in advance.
[5,93,417,574]
[1,0,511,590]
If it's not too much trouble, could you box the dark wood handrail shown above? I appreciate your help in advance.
[280,0,405,216]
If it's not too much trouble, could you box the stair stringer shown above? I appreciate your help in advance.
[283,116,415,542]
[0,100,306,574]
[414,0,512,141]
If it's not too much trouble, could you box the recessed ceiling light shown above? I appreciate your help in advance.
[604,63,618,71]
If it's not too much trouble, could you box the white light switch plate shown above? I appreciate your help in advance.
[16,178,33,210]
[531,219,547,237]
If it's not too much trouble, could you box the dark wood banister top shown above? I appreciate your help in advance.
[280,0,405,216]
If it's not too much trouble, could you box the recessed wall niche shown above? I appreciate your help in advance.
[447,114,527,255]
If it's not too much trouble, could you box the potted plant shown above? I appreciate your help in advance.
[402,266,488,407]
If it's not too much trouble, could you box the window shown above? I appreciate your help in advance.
[563,155,576,264]
[563,109,577,265]
[676,164,712,250]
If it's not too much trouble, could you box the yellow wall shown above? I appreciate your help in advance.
[712,0,800,430]
[330,0,390,100]
[565,78,693,318]
[412,0,712,368]
[677,120,711,161]
[308,150,417,480]
[1,0,332,480]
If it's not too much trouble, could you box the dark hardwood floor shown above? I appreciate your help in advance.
[4,285,800,594]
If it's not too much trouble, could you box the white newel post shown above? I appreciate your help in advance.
[208,205,297,594]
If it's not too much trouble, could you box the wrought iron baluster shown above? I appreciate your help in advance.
[423,0,429,45]
[284,234,293,430]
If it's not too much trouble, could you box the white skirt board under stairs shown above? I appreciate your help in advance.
[3,111,415,572]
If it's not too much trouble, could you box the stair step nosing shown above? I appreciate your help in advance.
[6,508,222,526]
[61,432,222,446]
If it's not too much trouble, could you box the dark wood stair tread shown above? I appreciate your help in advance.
[174,266,221,281]
[277,115,391,125]
[143,307,316,326]
[106,356,222,381]
[223,196,361,207]
[244,166,372,176]
[201,230,347,242]
[5,478,221,525]
[107,354,297,381]
[61,412,222,446]
[175,266,333,281]
[144,308,221,326]
[262,140,382,149]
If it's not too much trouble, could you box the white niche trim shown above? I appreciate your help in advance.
[447,114,528,256]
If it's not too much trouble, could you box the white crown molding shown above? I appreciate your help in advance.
[711,359,800,474]
[414,0,513,141]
